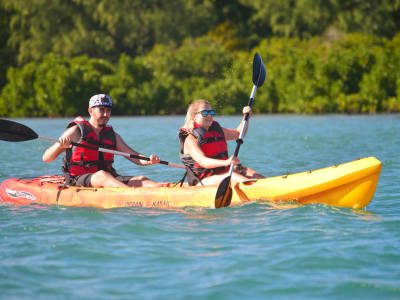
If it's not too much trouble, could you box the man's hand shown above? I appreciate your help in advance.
[149,154,161,165]
[58,136,72,149]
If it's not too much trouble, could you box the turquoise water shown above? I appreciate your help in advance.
[1,115,399,299]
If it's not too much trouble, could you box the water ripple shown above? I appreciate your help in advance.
[1,116,400,299]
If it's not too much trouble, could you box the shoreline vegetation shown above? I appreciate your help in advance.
[7,112,400,120]
[0,1,399,117]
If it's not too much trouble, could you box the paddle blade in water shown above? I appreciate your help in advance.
[215,176,233,208]
[252,53,266,88]
[0,119,39,142]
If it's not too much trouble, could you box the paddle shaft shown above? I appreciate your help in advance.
[227,85,257,175]
[215,53,266,208]
[39,136,185,169]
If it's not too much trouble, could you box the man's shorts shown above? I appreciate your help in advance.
[70,173,132,187]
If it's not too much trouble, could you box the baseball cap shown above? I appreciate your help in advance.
[89,94,113,108]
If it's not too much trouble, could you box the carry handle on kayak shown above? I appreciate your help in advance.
[0,119,185,169]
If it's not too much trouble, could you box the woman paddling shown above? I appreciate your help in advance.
[178,99,264,186]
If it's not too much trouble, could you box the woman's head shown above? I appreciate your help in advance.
[183,99,215,131]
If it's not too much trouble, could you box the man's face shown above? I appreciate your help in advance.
[89,106,111,127]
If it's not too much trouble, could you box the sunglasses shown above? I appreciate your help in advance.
[196,110,215,117]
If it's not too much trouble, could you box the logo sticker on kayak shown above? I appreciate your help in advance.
[6,188,36,201]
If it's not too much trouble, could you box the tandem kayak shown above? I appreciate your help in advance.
[0,157,381,209]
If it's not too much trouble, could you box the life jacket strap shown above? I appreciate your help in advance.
[56,181,70,204]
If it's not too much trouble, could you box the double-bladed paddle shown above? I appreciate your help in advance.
[0,119,185,169]
[215,53,267,208]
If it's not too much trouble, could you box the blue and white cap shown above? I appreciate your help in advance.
[89,94,113,108]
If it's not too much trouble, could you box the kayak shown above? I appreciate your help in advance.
[0,157,381,209]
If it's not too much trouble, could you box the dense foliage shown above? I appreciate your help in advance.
[1,0,399,116]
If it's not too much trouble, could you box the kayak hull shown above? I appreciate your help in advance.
[237,156,381,209]
[0,157,381,209]
[0,176,245,209]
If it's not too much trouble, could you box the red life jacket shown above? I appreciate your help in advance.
[178,121,229,185]
[62,117,118,178]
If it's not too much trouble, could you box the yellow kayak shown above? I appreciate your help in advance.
[0,157,381,209]
[237,156,381,209]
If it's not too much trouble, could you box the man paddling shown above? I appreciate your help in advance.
[43,94,163,188]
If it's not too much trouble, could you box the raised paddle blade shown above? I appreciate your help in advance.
[252,53,266,88]
[215,176,233,208]
[0,119,39,142]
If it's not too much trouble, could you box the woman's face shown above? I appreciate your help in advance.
[193,103,214,129]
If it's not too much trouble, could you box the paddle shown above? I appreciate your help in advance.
[0,119,185,169]
[215,53,267,208]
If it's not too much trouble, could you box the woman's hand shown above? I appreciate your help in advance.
[243,106,252,117]
[224,155,240,167]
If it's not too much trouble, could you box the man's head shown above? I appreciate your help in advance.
[88,94,113,127]
[89,94,113,108]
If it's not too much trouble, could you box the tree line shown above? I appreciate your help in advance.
[1,0,399,116]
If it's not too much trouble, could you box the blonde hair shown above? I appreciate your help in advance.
[183,99,210,131]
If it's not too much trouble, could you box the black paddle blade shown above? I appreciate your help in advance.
[215,176,233,208]
[0,119,39,142]
[252,53,266,88]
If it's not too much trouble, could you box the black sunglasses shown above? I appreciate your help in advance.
[196,110,215,117]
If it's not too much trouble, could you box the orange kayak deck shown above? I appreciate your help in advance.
[0,157,381,209]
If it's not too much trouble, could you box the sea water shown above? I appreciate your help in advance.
[1,115,399,299]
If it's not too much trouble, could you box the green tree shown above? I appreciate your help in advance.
[0,0,16,89]
[253,33,399,114]
[2,0,219,65]
[0,62,39,117]
[333,0,400,37]
[242,0,335,39]
[0,54,114,117]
